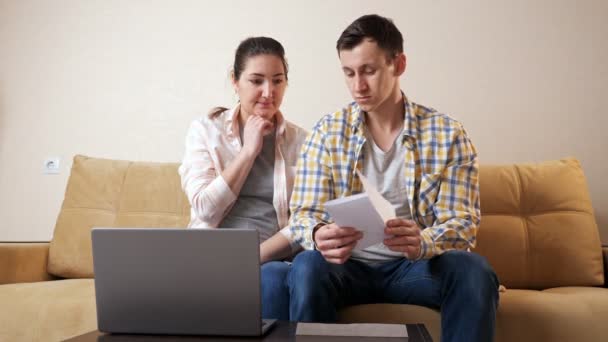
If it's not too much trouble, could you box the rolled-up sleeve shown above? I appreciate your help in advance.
[288,119,333,250]
[178,120,237,226]
[417,124,480,259]
[279,226,303,252]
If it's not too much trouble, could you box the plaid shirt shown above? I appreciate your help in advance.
[287,95,480,260]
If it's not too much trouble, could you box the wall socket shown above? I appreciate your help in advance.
[43,157,60,174]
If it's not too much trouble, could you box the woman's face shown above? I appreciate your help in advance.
[233,54,287,120]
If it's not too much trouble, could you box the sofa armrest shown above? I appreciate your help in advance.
[0,242,57,284]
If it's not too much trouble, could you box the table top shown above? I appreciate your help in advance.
[64,321,432,342]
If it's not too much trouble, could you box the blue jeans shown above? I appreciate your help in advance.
[260,261,290,320]
[287,250,499,342]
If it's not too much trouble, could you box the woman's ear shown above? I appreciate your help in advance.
[230,70,239,93]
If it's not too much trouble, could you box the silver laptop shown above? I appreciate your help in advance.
[91,228,276,336]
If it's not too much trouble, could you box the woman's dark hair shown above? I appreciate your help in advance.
[336,14,403,60]
[209,37,289,118]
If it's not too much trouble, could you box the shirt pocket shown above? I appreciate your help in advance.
[417,172,442,224]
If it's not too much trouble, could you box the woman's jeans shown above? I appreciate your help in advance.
[261,261,291,320]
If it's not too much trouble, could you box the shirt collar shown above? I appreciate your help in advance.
[351,92,418,140]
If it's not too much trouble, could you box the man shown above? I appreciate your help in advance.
[286,14,499,341]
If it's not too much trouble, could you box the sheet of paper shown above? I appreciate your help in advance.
[296,322,408,338]
[323,171,400,250]
[356,170,396,222]
[324,193,386,250]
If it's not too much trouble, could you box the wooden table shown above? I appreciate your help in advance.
[65,321,432,341]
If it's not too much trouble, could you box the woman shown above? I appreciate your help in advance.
[178,37,306,320]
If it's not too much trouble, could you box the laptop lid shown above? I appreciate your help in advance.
[91,228,266,336]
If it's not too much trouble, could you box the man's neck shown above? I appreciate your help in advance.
[365,90,405,136]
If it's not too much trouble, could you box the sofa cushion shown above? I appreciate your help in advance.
[48,155,190,278]
[495,287,608,341]
[48,155,604,287]
[474,158,604,289]
[0,279,96,341]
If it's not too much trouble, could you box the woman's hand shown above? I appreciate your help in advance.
[241,115,274,157]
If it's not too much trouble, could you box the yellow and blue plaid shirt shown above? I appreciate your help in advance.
[288,95,480,260]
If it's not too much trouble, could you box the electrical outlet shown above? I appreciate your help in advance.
[43,157,60,174]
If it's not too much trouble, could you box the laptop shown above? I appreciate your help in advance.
[91,228,277,336]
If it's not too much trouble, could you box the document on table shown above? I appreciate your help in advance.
[323,170,396,250]
[296,322,408,338]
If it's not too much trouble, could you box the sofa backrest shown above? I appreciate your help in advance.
[48,155,604,289]
[48,155,190,278]
[473,158,604,289]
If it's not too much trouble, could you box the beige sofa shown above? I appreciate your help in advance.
[1,155,606,341]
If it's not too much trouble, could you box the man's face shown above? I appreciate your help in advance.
[338,39,403,113]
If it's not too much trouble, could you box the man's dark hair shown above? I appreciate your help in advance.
[336,14,404,60]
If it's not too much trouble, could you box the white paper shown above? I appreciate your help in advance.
[323,171,396,250]
[357,170,396,221]
[296,322,408,338]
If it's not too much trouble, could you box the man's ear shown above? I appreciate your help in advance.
[394,53,407,76]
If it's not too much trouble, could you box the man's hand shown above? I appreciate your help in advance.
[313,223,363,264]
[384,218,422,260]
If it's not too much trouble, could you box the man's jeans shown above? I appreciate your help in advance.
[287,250,499,342]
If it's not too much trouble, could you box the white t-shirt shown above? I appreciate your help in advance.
[351,126,412,264]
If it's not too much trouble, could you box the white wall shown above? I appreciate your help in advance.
[1,0,607,242]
